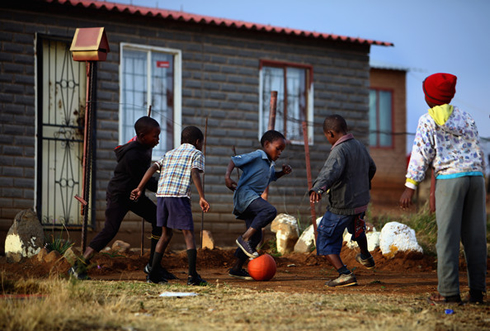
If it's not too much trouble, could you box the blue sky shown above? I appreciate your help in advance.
[110,0,490,153]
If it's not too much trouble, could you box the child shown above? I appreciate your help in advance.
[225,130,292,279]
[69,116,166,280]
[131,126,210,286]
[309,115,376,287]
[400,73,487,304]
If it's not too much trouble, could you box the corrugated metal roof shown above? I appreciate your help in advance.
[46,0,393,47]
[370,60,408,71]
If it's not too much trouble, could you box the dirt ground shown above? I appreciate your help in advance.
[2,244,488,300]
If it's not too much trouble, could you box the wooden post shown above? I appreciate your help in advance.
[259,91,278,247]
[200,117,208,249]
[80,61,95,253]
[140,105,152,256]
[261,91,278,201]
[302,121,317,240]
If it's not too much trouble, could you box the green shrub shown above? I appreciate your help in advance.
[44,234,73,255]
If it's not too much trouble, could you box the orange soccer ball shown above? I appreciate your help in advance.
[247,254,276,281]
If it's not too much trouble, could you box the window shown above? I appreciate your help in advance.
[369,88,393,148]
[259,60,314,144]
[120,44,182,158]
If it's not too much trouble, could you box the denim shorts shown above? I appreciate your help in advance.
[316,211,361,255]
[156,197,193,230]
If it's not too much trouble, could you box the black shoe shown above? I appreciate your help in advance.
[187,273,207,286]
[146,274,168,284]
[355,253,375,269]
[236,236,259,259]
[228,268,253,280]
[144,263,177,280]
[467,289,485,304]
[68,264,90,280]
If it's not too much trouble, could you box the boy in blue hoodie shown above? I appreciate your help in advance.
[400,73,487,304]
[225,130,292,279]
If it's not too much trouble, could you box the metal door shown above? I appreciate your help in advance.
[37,37,89,227]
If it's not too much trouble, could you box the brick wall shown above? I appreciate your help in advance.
[369,68,407,206]
[0,1,373,250]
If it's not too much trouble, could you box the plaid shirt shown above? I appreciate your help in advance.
[155,143,204,198]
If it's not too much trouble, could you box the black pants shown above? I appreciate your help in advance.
[89,193,162,252]
[234,197,277,261]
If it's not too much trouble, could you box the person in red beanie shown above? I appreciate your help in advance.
[400,73,487,305]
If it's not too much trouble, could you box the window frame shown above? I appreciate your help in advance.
[119,43,182,156]
[258,60,314,145]
[369,87,395,149]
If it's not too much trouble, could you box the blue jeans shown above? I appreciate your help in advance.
[234,197,277,260]
[316,211,366,256]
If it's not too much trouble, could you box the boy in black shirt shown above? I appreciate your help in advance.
[69,116,172,280]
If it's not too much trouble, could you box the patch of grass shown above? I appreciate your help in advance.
[370,214,393,231]
[374,202,490,257]
[44,224,74,256]
[259,238,281,257]
[401,206,438,256]
[0,276,488,331]
[44,236,73,256]
[100,251,126,258]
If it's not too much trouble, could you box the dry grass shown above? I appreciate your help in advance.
[1,273,489,331]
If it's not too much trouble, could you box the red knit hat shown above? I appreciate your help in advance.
[423,73,457,105]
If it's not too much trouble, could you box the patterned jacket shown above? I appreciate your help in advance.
[405,105,485,189]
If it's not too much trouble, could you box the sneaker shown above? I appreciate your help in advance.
[325,273,357,287]
[187,273,208,286]
[146,274,168,284]
[68,264,90,280]
[144,263,178,280]
[228,268,253,280]
[355,253,375,269]
[236,236,259,259]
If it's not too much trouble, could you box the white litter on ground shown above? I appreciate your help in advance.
[159,292,198,297]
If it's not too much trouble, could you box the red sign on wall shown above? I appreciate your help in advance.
[156,61,170,68]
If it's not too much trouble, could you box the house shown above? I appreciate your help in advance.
[0,0,393,252]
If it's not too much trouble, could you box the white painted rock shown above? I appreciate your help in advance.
[111,240,131,253]
[294,217,322,253]
[5,209,44,262]
[344,228,380,252]
[270,213,299,255]
[379,221,423,259]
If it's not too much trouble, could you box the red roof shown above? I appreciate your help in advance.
[47,0,393,47]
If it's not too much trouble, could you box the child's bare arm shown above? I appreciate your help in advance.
[399,187,415,209]
[191,168,210,212]
[276,164,292,179]
[224,159,238,191]
[130,163,158,200]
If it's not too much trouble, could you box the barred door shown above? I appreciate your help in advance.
[37,37,89,227]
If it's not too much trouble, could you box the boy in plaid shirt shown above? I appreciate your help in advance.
[132,126,210,285]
